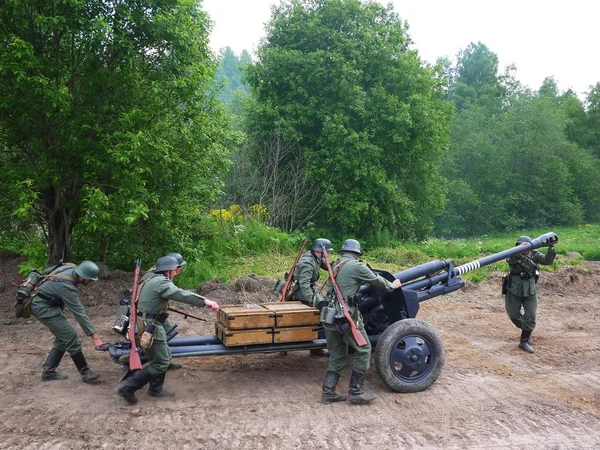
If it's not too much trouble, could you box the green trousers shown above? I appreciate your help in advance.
[144,325,171,376]
[324,319,371,375]
[35,313,82,355]
[504,293,537,332]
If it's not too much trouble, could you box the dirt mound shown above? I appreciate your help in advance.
[196,274,278,305]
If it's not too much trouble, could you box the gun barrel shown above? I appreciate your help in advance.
[407,232,558,290]
[393,260,450,284]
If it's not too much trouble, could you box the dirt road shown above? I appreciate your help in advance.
[1,252,599,449]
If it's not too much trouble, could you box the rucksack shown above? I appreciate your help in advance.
[15,263,75,319]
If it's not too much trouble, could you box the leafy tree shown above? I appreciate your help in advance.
[0,0,231,265]
[586,82,600,159]
[244,0,452,239]
[215,46,251,106]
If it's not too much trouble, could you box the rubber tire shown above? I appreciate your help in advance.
[375,318,445,393]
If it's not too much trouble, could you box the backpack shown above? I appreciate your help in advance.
[15,263,75,319]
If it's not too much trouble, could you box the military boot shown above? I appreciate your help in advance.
[310,349,330,357]
[348,371,377,405]
[148,372,175,398]
[168,361,183,370]
[117,367,154,404]
[71,351,101,383]
[519,330,534,353]
[41,349,68,381]
[320,371,346,404]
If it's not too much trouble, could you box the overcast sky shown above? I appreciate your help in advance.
[202,0,599,99]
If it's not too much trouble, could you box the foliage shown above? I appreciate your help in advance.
[0,0,232,266]
[243,0,452,239]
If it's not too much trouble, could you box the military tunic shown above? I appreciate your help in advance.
[325,253,395,374]
[30,266,96,355]
[505,247,556,332]
[292,251,326,305]
[137,274,206,376]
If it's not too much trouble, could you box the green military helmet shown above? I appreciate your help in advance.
[515,236,532,246]
[166,252,187,267]
[341,239,361,255]
[312,238,333,252]
[153,256,179,272]
[74,261,100,281]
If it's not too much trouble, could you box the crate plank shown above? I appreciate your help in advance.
[262,302,320,327]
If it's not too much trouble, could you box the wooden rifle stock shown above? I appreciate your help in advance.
[322,249,367,347]
[280,239,308,302]
[127,259,143,371]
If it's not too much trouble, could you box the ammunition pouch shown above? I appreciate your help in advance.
[37,292,64,308]
[334,314,350,335]
[347,293,363,308]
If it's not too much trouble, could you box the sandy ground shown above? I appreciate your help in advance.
[0,250,599,450]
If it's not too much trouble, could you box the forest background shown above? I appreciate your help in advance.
[1,0,599,286]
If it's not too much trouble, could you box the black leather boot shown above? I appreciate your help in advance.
[117,368,154,404]
[41,349,68,381]
[519,330,534,353]
[348,371,376,405]
[168,361,183,370]
[148,372,175,398]
[320,371,346,404]
[71,351,101,383]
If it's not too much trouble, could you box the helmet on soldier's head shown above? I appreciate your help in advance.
[153,256,179,273]
[341,239,361,255]
[74,261,100,281]
[515,236,532,246]
[312,238,333,253]
[166,252,187,267]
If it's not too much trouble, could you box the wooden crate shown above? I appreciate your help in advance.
[217,304,275,330]
[215,322,273,347]
[261,302,320,327]
[272,325,319,344]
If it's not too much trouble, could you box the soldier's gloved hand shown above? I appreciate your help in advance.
[204,299,220,313]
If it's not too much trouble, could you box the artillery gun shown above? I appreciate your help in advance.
[99,232,557,392]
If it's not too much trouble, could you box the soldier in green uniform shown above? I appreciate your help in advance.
[321,239,401,405]
[291,238,332,357]
[30,261,104,383]
[139,252,187,370]
[117,256,219,404]
[505,236,556,353]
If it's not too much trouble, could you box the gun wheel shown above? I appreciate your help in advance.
[374,318,444,393]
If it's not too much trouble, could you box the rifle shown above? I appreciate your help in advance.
[280,239,308,302]
[127,259,143,371]
[321,247,368,347]
[168,306,208,322]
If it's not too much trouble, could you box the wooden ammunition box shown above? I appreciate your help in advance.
[217,304,275,330]
[272,325,319,344]
[261,302,320,327]
[215,322,273,347]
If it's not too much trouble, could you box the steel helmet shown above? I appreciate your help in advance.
[153,256,179,272]
[74,261,100,281]
[515,236,532,246]
[312,238,333,253]
[341,239,361,255]
[166,252,187,267]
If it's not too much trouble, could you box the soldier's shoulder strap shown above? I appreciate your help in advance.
[332,258,352,279]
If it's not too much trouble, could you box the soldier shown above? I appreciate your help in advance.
[117,256,219,404]
[290,238,332,357]
[505,236,556,353]
[321,239,401,405]
[30,260,104,384]
[138,252,187,370]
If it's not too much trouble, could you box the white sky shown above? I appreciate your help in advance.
[202,0,599,99]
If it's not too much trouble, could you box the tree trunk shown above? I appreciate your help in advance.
[42,186,72,264]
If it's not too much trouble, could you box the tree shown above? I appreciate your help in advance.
[244,0,452,239]
[586,82,600,159]
[215,47,251,106]
[0,0,231,265]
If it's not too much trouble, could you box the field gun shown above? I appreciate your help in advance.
[358,231,557,393]
[99,232,557,393]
